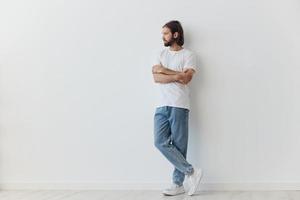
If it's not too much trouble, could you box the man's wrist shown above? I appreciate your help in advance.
[173,74,180,82]
[175,73,186,84]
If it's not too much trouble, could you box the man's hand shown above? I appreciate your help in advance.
[175,68,195,85]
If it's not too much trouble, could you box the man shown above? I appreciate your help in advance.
[152,20,203,196]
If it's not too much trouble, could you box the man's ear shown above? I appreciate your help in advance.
[173,32,178,38]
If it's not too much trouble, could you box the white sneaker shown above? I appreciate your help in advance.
[162,183,185,196]
[186,168,203,196]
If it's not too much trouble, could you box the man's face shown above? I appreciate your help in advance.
[162,27,177,47]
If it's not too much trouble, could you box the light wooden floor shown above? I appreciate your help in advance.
[1,190,300,200]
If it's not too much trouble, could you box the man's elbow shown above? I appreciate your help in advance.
[154,77,164,83]
[152,64,163,74]
[152,74,160,83]
[152,66,156,74]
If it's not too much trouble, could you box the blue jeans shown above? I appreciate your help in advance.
[153,106,194,186]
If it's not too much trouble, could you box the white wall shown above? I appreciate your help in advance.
[0,0,300,190]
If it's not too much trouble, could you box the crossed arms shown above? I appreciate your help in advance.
[152,64,195,85]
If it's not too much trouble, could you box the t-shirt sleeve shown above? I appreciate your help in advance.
[183,53,197,72]
[152,50,161,67]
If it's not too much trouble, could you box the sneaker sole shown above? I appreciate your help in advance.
[188,169,203,196]
[162,190,185,196]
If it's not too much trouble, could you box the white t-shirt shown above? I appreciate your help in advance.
[152,47,197,110]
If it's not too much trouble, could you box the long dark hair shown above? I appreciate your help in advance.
[162,20,184,46]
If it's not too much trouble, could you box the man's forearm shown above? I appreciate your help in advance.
[160,66,181,75]
[152,64,181,75]
[152,64,195,84]
[153,73,178,83]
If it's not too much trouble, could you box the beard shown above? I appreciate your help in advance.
[163,37,176,47]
